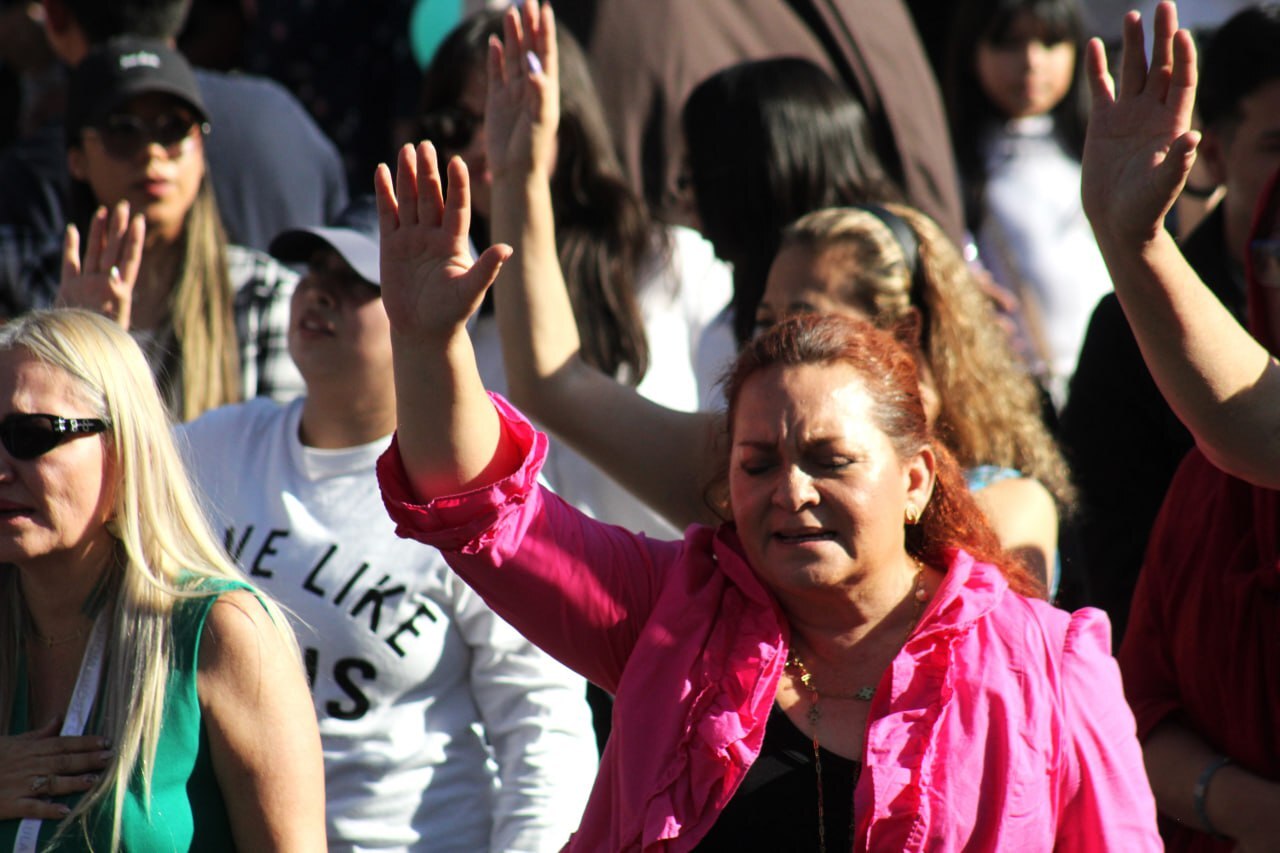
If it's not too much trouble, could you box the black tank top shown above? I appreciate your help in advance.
[694,702,861,850]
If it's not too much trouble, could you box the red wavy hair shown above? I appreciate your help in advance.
[723,313,1045,599]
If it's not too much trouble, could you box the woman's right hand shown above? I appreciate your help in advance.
[56,201,144,330]
[485,0,558,182]
[1081,1,1199,247]
[0,718,110,821]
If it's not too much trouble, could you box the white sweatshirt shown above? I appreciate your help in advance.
[180,398,597,852]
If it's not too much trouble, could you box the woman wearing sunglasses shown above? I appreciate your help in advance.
[0,309,325,850]
[57,36,302,423]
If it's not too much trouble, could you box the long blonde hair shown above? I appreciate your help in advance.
[0,310,296,850]
[780,205,1076,508]
[158,179,241,422]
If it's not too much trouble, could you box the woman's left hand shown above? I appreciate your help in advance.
[56,201,144,330]
[485,0,558,181]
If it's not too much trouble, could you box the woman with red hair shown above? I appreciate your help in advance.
[369,16,1160,837]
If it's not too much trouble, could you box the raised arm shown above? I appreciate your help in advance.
[485,1,724,529]
[376,142,516,499]
[1082,1,1280,487]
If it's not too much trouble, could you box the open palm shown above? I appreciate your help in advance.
[376,142,511,342]
[57,201,144,328]
[1081,2,1199,245]
[484,0,559,181]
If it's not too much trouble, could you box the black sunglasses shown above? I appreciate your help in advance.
[418,106,483,151]
[85,112,208,160]
[0,414,110,460]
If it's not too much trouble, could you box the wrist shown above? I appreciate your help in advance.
[1193,755,1231,838]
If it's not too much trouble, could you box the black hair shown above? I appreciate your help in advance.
[417,11,652,384]
[61,0,191,42]
[680,57,899,345]
[943,0,1087,233]
[1198,4,1280,131]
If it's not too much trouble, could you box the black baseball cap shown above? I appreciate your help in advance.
[269,196,381,287]
[66,37,209,142]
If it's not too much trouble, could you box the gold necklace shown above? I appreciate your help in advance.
[785,566,928,852]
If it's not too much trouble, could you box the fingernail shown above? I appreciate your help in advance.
[109,265,120,281]
[98,750,113,760]
[526,52,543,74]
[98,738,111,749]
[56,804,71,816]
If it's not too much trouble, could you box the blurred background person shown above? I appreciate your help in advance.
[944,0,1108,412]
[55,38,303,420]
[414,10,731,538]
[585,0,967,246]
[679,57,899,348]
[0,0,346,317]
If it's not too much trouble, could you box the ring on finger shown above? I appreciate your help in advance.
[30,775,49,793]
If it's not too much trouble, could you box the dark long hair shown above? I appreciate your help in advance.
[943,0,1088,232]
[724,313,1044,598]
[681,57,899,345]
[417,12,651,383]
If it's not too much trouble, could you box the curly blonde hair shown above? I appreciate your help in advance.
[779,205,1076,508]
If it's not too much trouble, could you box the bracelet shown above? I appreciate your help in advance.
[1192,754,1232,839]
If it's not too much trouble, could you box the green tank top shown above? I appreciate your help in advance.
[1,582,244,851]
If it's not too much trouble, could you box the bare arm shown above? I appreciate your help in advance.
[377,141,516,499]
[485,1,723,528]
[1082,2,1280,488]
[1143,720,1280,851]
[197,591,327,851]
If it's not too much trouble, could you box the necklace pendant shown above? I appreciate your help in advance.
[855,685,875,701]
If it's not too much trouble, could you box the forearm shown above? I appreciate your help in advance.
[488,165,722,528]
[1098,229,1280,486]
[1143,719,1280,843]
[489,167,585,422]
[391,329,520,500]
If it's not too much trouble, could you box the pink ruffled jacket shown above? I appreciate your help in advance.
[378,396,1160,851]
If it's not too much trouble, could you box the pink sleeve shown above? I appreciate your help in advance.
[378,393,685,692]
[1055,608,1163,851]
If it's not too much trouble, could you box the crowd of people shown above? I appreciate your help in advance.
[0,0,1276,850]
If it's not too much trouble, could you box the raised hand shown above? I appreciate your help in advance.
[375,142,512,342]
[0,718,111,821]
[485,0,558,181]
[1081,1,1200,246]
[57,201,144,329]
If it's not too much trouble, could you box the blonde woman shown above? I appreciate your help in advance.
[60,37,302,422]
[0,309,324,851]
